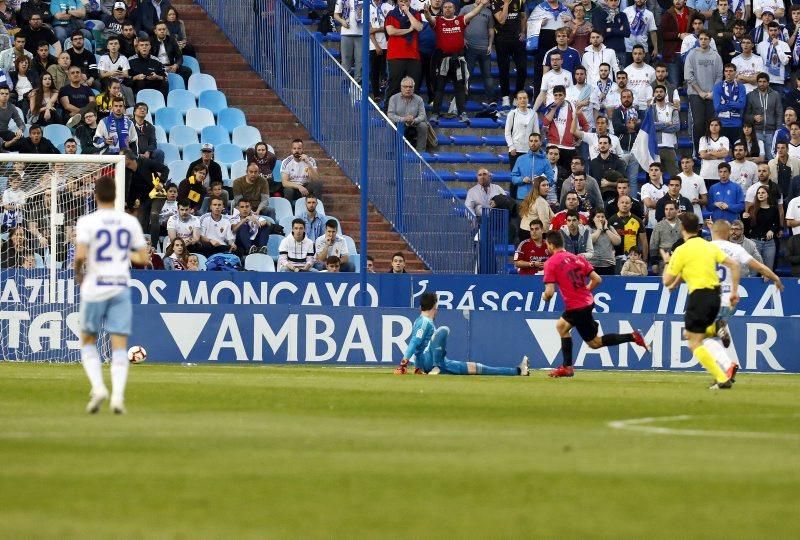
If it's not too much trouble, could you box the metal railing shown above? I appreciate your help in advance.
[195,0,478,273]
[479,208,509,275]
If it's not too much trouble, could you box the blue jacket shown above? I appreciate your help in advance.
[591,8,629,53]
[707,180,744,222]
[511,149,554,200]
[712,81,746,129]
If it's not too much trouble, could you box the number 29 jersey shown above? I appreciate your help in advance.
[75,208,147,302]
[543,249,595,311]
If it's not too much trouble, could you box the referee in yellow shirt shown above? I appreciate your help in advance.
[662,213,741,389]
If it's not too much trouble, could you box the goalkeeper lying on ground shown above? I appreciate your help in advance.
[395,292,529,376]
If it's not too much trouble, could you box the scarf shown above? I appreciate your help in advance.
[95,113,130,154]
[630,6,646,36]
[733,0,744,20]
[605,7,618,24]
[681,36,700,62]
[620,105,638,123]
[388,6,414,44]
[721,80,741,105]
[541,0,569,21]
[597,78,612,96]
[169,253,186,270]
[341,0,363,24]
[767,41,781,77]
[794,32,800,64]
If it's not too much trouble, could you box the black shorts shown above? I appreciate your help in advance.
[562,304,599,342]
[685,288,721,334]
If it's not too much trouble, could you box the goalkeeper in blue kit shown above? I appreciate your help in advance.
[395,292,529,376]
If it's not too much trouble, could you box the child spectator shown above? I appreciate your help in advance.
[324,255,341,272]
[157,183,179,238]
[2,173,26,230]
[620,247,648,276]
[199,180,230,215]
[186,253,201,271]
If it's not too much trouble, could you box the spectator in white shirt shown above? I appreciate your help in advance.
[196,197,235,257]
[278,218,316,272]
[465,168,506,219]
[315,218,353,272]
[166,199,201,248]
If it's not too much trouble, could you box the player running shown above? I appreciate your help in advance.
[74,175,149,414]
[395,292,529,376]
[662,213,743,389]
[709,220,784,380]
[541,231,649,378]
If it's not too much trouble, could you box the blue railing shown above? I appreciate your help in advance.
[194,0,479,273]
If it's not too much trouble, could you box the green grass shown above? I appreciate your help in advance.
[1,364,799,539]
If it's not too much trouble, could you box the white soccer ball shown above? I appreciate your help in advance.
[128,345,147,364]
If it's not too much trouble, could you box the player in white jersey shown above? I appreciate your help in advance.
[708,220,783,380]
[74,175,149,415]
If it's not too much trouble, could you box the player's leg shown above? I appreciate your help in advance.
[685,290,730,387]
[582,308,649,351]
[105,289,134,413]
[549,316,576,377]
[79,300,108,413]
[437,358,522,376]
[708,306,738,380]
[429,326,450,369]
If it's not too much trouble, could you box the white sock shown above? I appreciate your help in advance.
[81,344,106,394]
[110,349,129,403]
[703,338,730,371]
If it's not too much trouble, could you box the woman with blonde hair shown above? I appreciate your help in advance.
[518,176,554,240]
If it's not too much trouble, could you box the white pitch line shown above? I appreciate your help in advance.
[608,415,800,441]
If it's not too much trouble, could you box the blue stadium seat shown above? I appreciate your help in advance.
[270,196,294,221]
[325,32,341,42]
[436,133,452,146]
[465,152,501,164]
[185,107,216,132]
[492,171,512,183]
[436,118,465,129]
[467,118,500,129]
[293,196,326,216]
[43,124,72,146]
[168,125,199,149]
[201,125,230,146]
[214,143,244,166]
[167,89,196,115]
[155,124,168,143]
[159,143,181,164]
[434,170,457,181]
[188,73,217,97]
[326,46,340,59]
[182,55,200,75]
[278,215,295,233]
[349,253,360,272]
[244,253,275,272]
[168,72,185,91]
[678,137,693,149]
[433,152,467,163]
[230,159,247,179]
[481,135,506,146]
[341,234,358,255]
[137,89,166,113]
[267,234,283,261]
[217,107,247,134]
[182,143,202,163]
[167,160,190,183]
[198,90,228,116]
[450,134,483,146]
[232,125,261,150]
[419,152,437,162]
[154,107,184,134]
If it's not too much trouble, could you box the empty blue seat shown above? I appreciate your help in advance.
[468,118,500,129]
[168,72,185,91]
[497,153,510,164]
[201,125,230,146]
[433,152,467,163]
[349,253,360,272]
[437,118,465,129]
[214,143,244,166]
[678,137,693,149]
[230,159,248,179]
[244,253,275,272]
[341,234,358,255]
[168,125,199,149]
[419,152,437,162]
[232,125,261,150]
[167,89,196,114]
[186,107,216,132]
[465,152,501,164]
[434,170,457,181]
[188,73,217,97]
[182,55,200,75]
[43,124,72,146]
[167,160,190,183]
[450,134,483,145]
[325,32,341,42]
[267,234,283,260]
[482,135,506,146]
[154,107,183,134]
[436,133,452,146]
[492,171,512,183]
[198,90,228,116]
[155,124,168,143]
[326,47,340,59]
[159,142,181,164]
[137,89,166,113]
[270,196,294,221]
[182,143,202,163]
[454,170,477,182]
[217,107,246,134]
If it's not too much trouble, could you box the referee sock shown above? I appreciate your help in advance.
[81,344,106,395]
[695,345,729,383]
[561,337,573,367]
[600,333,635,347]
[110,349,130,403]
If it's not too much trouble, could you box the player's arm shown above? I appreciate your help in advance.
[586,271,602,291]
[73,243,88,285]
[542,282,556,302]
[746,259,785,291]
[130,245,150,266]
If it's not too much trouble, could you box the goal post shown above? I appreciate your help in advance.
[0,153,127,362]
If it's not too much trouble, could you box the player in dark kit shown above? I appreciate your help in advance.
[541,231,650,377]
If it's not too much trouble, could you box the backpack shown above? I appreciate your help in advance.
[205,253,242,271]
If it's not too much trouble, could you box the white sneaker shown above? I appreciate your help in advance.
[66,113,82,128]
[518,355,529,376]
[86,388,109,414]
[447,97,457,115]
[110,398,126,415]
[501,95,511,108]
[429,366,441,375]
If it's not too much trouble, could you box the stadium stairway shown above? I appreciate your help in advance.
[178,0,427,272]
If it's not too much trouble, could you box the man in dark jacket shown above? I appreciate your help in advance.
[591,0,630,69]
[17,13,60,55]
[12,124,60,154]
[123,149,171,232]
[31,41,57,77]
[18,0,53,26]
[128,39,168,97]
[131,102,165,164]
[185,143,224,186]
[66,31,99,89]
[149,21,191,86]
[133,0,173,37]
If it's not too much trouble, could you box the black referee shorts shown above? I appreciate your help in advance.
[562,304,599,342]
[684,288,721,334]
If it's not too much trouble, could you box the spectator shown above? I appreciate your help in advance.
[744,72,782,161]
[50,0,94,42]
[278,218,316,272]
[133,0,174,38]
[315,218,354,272]
[623,0,658,64]
[729,142,759,194]
[587,208,620,274]
[744,184,781,269]
[640,162,667,232]
[59,65,95,128]
[712,63,746,144]
[679,14,714,59]
[386,76,429,153]
[178,163,208,212]
[98,36,134,105]
[604,176,645,219]
[459,0,494,104]
[47,51,71,91]
[582,31,619,85]
[102,2,129,43]
[588,134,626,194]
[232,161,276,220]
[280,139,322,203]
[785,194,800,271]
[588,63,616,119]
[64,137,78,154]
[185,143,223,187]
[709,0,737,58]
[708,162,745,221]
[93,96,136,153]
[745,163,784,215]
[383,0,423,104]
[514,219,549,275]
[787,122,800,159]
[569,67,593,126]
[651,62,681,111]
[123,149,170,235]
[199,180,230,214]
[591,0,628,70]
[728,218,764,276]
[10,56,39,117]
[652,84,680,178]
[186,253,201,270]
[166,198,201,248]
[0,227,29,267]
[661,0,695,87]
[492,0,528,107]
[131,101,163,163]
[149,20,191,86]
[698,118,730,189]
[0,35,34,74]
[768,141,800,205]
[296,193,326,242]
[196,197,235,257]
[31,41,58,78]
[545,144,568,186]
[756,21,790,89]
[387,251,407,273]
[542,26,582,79]
[19,0,54,27]
[2,174,26,230]
[735,120,766,164]
[560,155,601,209]
[551,191,589,230]
[510,132,553,201]
[245,142,280,196]
[620,246,648,275]
[677,155,709,220]
[518,177,554,238]
[465,168,505,220]
[66,31,98,89]
[128,39,168,98]
[574,115,623,162]
[561,172,601,213]
[532,53,573,112]
[567,3,592,54]
[12,123,59,154]
[0,87,25,150]
[334,0,365,84]
[655,176,693,222]
[231,199,271,256]
[505,89,539,178]
[165,6,195,58]
[610,88,642,195]
[649,200,682,274]
[365,255,375,272]
[119,22,137,57]
[74,110,101,154]
[163,237,190,270]
[623,45,654,111]
[609,194,648,272]
[367,0,388,101]
[157,182,179,236]
[131,234,165,269]
[731,36,764,94]
[320,256,339,272]
[559,209,594,259]
[95,79,126,119]
[685,29,723,157]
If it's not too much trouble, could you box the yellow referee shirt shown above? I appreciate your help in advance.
[667,236,727,292]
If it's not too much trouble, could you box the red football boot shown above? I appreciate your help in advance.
[632,329,650,352]
[726,363,739,382]
[414,368,425,375]
[548,365,574,378]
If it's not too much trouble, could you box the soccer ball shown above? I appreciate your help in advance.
[128,345,147,364]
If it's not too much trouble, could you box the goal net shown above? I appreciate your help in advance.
[0,154,126,363]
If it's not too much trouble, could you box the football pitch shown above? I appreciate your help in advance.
[1,364,798,539]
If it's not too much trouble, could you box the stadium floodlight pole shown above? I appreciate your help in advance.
[360,0,370,305]
[1,153,126,301]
